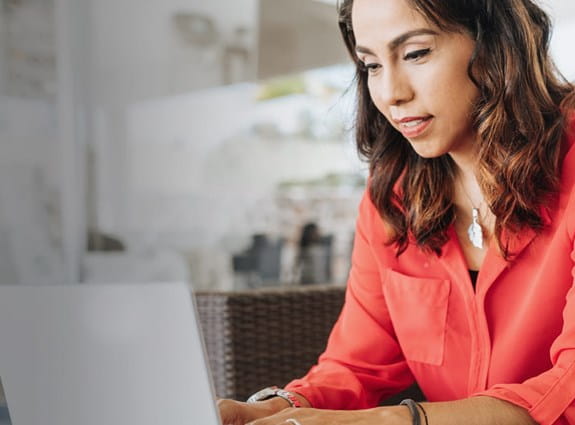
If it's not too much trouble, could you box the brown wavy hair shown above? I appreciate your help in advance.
[338,0,575,258]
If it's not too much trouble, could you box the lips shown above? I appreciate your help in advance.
[402,118,427,127]
[394,116,433,138]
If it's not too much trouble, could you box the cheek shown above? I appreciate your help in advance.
[444,80,478,121]
[416,66,453,101]
[425,67,478,115]
[427,54,478,108]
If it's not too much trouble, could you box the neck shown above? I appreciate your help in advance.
[448,134,479,170]
[454,168,483,209]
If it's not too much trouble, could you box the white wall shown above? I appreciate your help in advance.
[0,97,64,284]
[87,0,260,259]
[544,0,575,79]
[551,20,575,81]
[89,0,258,105]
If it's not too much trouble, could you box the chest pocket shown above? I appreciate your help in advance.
[383,270,451,366]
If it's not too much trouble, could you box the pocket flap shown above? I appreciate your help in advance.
[383,270,451,365]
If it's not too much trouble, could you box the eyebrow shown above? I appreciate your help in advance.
[355,28,439,56]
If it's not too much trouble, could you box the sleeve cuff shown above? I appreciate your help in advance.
[474,359,575,425]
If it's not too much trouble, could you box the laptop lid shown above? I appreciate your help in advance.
[0,282,221,425]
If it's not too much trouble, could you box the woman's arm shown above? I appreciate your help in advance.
[416,397,537,425]
[240,395,537,425]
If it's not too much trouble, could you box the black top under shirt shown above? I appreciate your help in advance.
[469,269,479,288]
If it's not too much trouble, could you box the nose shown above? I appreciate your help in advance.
[371,66,414,107]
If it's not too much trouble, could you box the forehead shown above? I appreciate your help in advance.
[351,0,433,45]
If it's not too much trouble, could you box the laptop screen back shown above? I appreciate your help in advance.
[0,282,221,425]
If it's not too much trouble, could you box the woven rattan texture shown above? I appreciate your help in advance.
[196,285,346,401]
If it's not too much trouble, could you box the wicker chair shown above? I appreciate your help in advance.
[195,284,423,403]
[195,284,345,401]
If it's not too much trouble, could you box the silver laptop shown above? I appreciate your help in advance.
[0,282,222,425]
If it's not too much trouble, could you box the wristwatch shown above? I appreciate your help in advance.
[246,386,302,408]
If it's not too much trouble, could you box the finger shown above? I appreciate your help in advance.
[245,407,305,425]
[217,399,245,425]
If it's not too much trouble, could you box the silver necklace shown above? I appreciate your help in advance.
[458,180,484,249]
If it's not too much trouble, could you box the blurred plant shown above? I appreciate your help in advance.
[277,172,366,189]
[256,75,306,100]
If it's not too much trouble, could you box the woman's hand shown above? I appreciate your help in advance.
[218,397,291,425]
[243,405,411,425]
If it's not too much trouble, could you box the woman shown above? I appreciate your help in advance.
[219,0,575,423]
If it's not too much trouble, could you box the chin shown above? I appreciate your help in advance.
[410,144,447,159]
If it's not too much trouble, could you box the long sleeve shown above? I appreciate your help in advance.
[285,191,415,409]
[473,240,575,425]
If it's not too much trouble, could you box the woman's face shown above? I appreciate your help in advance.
[352,0,480,160]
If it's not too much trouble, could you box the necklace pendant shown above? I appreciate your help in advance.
[467,208,483,249]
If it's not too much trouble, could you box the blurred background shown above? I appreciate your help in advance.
[1,0,574,290]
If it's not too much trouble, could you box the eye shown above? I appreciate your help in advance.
[403,48,431,61]
[359,61,381,75]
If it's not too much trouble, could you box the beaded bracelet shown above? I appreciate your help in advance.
[400,399,422,425]
[416,401,429,425]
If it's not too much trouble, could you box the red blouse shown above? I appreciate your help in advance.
[285,121,575,425]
